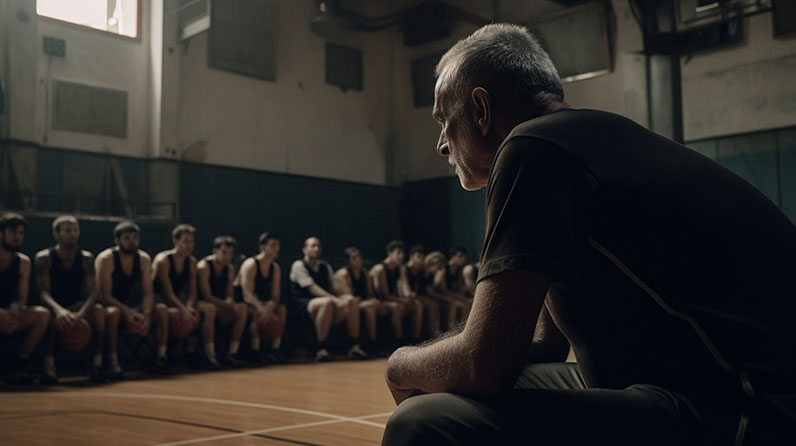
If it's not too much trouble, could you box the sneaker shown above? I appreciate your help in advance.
[220,354,245,368]
[203,356,222,371]
[347,344,370,360]
[315,348,331,363]
[151,356,172,374]
[6,356,37,385]
[106,364,124,381]
[90,366,108,383]
[40,370,59,385]
[265,349,285,364]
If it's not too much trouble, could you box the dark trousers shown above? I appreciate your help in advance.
[382,363,748,446]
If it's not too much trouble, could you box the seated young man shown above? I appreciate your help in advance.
[424,251,468,331]
[447,246,474,304]
[404,245,440,338]
[370,241,423,344]
[36,215,114,382]
[0,213,51,384]
[95,221,169,374]
[289,236,368,362]
[461,261,480,298]
[335,247,381,354]
[197,236,248,367]
[153,224,219,369]
[238,232,287,363]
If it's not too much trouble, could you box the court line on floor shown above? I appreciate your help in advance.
[155,413,394,446]
[1,392,387,427]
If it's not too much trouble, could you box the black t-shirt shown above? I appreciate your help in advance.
[479,109,796,407]
[0,253,20,308]
[49,247,84,307]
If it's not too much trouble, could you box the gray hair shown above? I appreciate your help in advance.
[435,23,563,112]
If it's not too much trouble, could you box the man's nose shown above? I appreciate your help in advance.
[436,131,449,156]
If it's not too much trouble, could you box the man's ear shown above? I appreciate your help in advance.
[471,87,491,136]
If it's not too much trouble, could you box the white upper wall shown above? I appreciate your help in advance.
[2,0,153,158]
[175,1,391,185]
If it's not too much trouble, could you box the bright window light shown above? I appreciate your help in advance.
[37,0,139,38]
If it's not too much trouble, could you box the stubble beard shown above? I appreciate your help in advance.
[1,240,20,253]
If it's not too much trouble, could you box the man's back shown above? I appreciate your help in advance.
[483,109,796,404]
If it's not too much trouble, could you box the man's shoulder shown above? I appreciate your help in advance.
[137,250,152,262]
[80,249,94,260]
[17,252,31,265]
[34,248,52,261]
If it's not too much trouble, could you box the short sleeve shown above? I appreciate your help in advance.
[478,136,595,284]
[289,261,314,288]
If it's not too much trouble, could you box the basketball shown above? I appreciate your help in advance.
[58,318,92,352]
[169,311,196,339]
[259,314,285,340]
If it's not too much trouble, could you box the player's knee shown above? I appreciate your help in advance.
[235,303,247,317]
[34,306,51,324]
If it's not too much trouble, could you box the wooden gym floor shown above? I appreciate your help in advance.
[0,358,395,446]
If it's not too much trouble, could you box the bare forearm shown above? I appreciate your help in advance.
[386,331,492,397]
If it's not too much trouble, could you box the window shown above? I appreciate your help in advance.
[37,0,139,39]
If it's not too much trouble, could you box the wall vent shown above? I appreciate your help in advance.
[52,80,128,138]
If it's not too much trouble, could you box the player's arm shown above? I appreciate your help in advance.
[35,250,63,313]
[462,264,477,296]
[13,254,31,310]
[397,266,414,298]
[225,265,235,302]
[240,258,266,311]
[79,251,100,315]
[334,269,353,296]
[270,263,281,306]
[95,251,123,310]
[426,270,447,299]
[154,255,186,311]
[385,269,551,405]
[186,257,198,308]
[364,267,376,299]
[198,261,228,307]
[139,253,155,316]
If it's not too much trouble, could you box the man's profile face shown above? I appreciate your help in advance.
[425,259,441,275]
[388,248,405,264]
[115,231,139,254]
[450,251,467,267]
[55,222,80,247]
[409,252,425,265]
[347,250,363,269]
[174,232,195,255]
[262,239,281,259]
[214,245,235,265]
[433,72,493,191]
[1,225,25,252]
[303,238,321,260]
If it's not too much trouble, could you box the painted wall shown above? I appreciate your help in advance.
[1,0,154,159]
[176,0,392,185]
[681,12,796,141]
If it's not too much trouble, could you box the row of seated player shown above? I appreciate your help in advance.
[0,212,479,384]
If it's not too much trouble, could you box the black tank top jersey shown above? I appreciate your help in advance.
[0,253,20,308]
[347,266,368,298]
[206,257,230,299]
[154,254,191,298]
[111,250,142,307]
[382,263,400,296]
[49,247,84,307]
[290,260,331,300]
[445,266,462,292]
[254,258,275,302]
[406,267,422,294]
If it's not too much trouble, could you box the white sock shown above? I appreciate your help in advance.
[229,341,240,356]
[111,353,120,367]
[205,343,216,359]
[92,354,102,367]
[272,337,282,349]
[251,338,260,352]
[157,346,167,358]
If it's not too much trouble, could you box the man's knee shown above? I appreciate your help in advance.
[384,394,476,446]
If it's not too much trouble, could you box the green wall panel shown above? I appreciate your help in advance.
[178,163,402,268]
[716,132,780,206]
[778,128,796,224]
